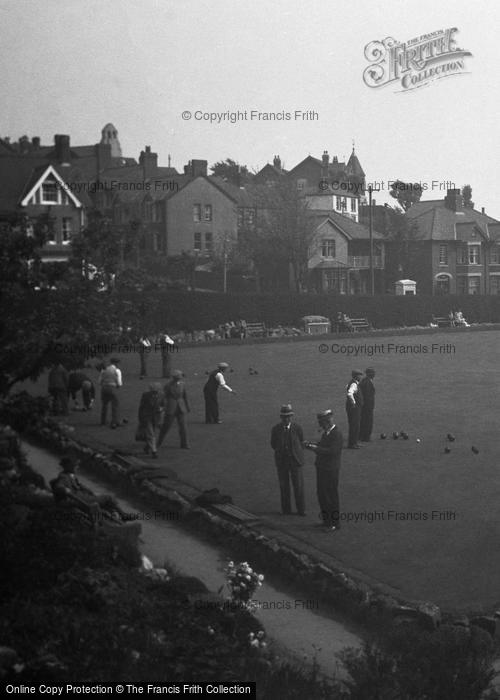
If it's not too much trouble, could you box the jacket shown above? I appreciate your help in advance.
[270,422,305,466]
[314,425,343,470]
[164,379,190,415]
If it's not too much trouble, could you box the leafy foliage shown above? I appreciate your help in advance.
[210,158,252,186]
[389,180,423,211]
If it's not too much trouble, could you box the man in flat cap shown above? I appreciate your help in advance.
[304,409,343,531]
[158,370,190,449]
[203,362,236,424]
[270,404,305,516]
[345,369,364,449]
[359,368,376,442]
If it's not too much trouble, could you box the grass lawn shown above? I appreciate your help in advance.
[24,329,500,614]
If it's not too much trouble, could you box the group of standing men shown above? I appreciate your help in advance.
[270,367,376,532]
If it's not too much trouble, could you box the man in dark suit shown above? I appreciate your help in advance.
[270,404,305,516]
[158,370,190,449]
[359,368,376,442]
[345,369,364,449]
[304,409,343,531]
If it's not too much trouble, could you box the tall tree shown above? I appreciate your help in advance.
[210,158,252,186]
[237,182,317,292]
[0,215,119,395]
[389,180,423,211]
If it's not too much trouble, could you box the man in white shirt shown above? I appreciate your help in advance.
[203,362,235,424]
[99,357,123,428]
[345,369,364,449]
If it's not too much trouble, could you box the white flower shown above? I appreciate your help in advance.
[207,627,215,635]
[257,631,265,639]
[248,632,255,639]
[245,575,251,581]
[227,561,234,568]
[258,574,264,581]
[250,639,259,648]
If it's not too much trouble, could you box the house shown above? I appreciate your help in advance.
[403,189,500,295]
[308,212,385,294]
[0,156,91,262]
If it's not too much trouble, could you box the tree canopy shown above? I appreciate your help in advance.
[389,180,423,211]
[210,158,252,186]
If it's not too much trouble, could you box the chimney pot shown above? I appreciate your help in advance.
[482,207,485,214]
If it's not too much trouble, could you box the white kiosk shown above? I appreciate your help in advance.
[395,279,417,295]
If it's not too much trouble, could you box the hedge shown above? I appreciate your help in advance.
[118,291,500,332]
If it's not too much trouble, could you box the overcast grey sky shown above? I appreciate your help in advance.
[1,0,498,213]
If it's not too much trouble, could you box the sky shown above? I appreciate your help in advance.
[1,0,498,213]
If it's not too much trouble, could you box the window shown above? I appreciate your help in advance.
[490,276,500,294]
[457,246,467,264]
[237,208,243,227]
[468,276,480,294]
[61,218,72,243]
[194,232,202,250]
[296,179,306,191]
[205,232,213,252]
[457,276,467,295]
[336,196,342,210]
[193,204,201,222]
[490,245,499,264]
[321,240,336,258]
[468,245,480,264]
[204,205,212,221]
[245,208,255,226]
[351,197,356,212]
[42,179,58,203]
[439,245,448,265]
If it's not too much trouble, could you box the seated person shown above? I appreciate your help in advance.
[342,313,354,332]
[454,310,469,327]
[51,456,130,521]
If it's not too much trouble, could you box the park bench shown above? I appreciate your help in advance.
[245,322,268,338]
[350,318,372,332]
[432,316,453,328]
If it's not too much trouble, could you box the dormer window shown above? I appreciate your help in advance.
[42,180,58,203]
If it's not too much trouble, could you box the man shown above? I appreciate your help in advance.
[51,456,129,520]
[48,363,69,416]
[359,368,376,442]
[68,370,95,411]
[99,357,122,428]
[203,362,235,424]
[158,370,190,449]
[345,369,364,449]
[270,404,305,516]
[159,331,175,378]
[138,333,152,379]
[304,409,343,531]
[137,382,164,458]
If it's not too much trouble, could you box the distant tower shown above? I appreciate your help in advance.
[100,123,122,158]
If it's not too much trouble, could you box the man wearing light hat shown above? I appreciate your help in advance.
[203,362,235,424]
[158,370,190,449]
[345,369,364,449]
[304,409,343,531]
[270,404,305,516]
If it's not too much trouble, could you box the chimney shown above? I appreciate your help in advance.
[322,150,329,167]
[19,135,30,155]
[273,155,281,171]
[139,145,158,178]
[482,207,485,215]
[444,188,463,212]
[54,134,71,165]
[185,159,207,178]
[32,137,40,150]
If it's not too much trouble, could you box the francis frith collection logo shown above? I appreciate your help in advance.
[363,28,472,92]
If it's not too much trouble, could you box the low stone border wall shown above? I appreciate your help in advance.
[18,417,500,641]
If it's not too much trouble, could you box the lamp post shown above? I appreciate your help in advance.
[368,186,374,296]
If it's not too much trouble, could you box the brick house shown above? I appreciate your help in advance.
[403,189,500,295]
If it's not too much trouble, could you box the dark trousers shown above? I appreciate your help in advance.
[49,388,68,416]
[276,457,305,514]
[346,402,361,447]
[161,351,171,379]
[158,410,188,448]
[70,381,95,409]
[204,388,219,423]
[360,406,374,441]
[316,466,340,527]
[101,386,119,426]
[140,352,147,377]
